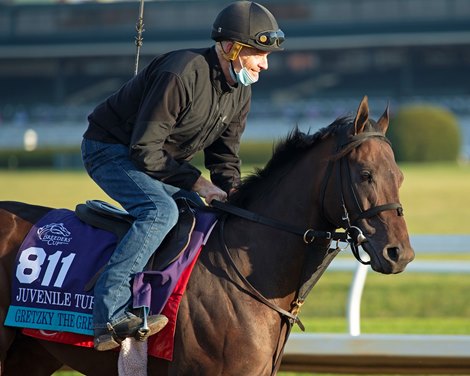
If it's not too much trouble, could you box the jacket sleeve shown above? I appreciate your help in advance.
[129,71,201,191]
[204,97,251,193]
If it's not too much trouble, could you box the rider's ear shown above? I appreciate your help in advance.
[353,96,369,135]
[376,103,390,134]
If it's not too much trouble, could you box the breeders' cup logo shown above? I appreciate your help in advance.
[37,223,72,246]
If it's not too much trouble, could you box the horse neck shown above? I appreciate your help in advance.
[224,138,335,304]
[245,136,336,236]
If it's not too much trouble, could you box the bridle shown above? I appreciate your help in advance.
[320,130,404,264]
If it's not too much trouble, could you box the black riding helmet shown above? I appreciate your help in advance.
[211,1,285,52]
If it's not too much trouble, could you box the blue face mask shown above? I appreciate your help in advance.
[229,60,258,86]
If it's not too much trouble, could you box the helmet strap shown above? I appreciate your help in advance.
[219,41,245,61]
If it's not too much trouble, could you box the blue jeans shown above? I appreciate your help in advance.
[81,138,202,329]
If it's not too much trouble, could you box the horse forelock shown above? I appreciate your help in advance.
[230,117,354,207]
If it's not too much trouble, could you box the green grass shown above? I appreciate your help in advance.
[0,170,114,209]
[398,163,470,234]
[296,271,470,331]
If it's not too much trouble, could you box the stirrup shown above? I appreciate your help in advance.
[133,309,168,342]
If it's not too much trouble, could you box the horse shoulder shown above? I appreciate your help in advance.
[170,237,283,374]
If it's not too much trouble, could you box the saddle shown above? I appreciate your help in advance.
[75,198,197,273]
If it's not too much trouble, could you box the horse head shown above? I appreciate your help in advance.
[324,96,414,274]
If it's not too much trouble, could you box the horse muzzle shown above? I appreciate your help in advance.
[362,237,415,274]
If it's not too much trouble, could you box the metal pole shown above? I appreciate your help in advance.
[134,0,145,76]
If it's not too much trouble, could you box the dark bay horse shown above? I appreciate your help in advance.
[0,97,414,375]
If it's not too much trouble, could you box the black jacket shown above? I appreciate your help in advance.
[84,46,251,193]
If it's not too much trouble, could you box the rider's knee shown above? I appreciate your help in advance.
[137,197,178,229]
[160,198,179,228]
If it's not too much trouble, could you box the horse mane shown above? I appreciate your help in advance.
[229,116,355,207]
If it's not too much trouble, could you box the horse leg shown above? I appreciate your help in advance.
[0,326,14,375]
[3,334,63,376]
[148,356,169,374]
[38,340,120,375]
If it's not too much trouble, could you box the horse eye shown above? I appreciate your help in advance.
[360,170,372,182]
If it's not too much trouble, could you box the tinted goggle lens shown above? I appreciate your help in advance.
[255,30,285,47]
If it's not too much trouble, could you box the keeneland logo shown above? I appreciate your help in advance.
[37,223,72,246]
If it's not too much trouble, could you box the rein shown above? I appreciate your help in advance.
[215,212,341,376]
[211,200,349,244]
[217,216,302,327]
[211,201,355,320]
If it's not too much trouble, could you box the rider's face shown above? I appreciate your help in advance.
[233,46,270,82]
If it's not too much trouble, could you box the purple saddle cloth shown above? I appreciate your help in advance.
[5,207,218,336]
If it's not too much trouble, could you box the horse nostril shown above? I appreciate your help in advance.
[386,247,400,262]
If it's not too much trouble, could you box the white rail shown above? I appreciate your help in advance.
[341,234,470,336]
[282,333,470,374]
[281,234,470,374]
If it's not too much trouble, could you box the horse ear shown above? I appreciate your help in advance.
[376,102,390,134]
[352,96,369,135]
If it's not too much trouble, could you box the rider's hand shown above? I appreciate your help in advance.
[192,176,227,204]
